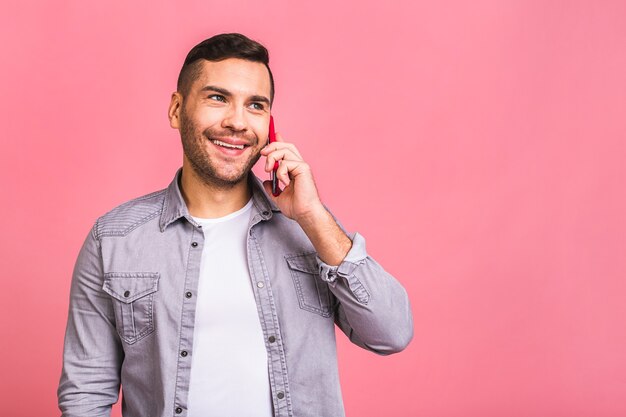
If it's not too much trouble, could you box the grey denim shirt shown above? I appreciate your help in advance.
[58,167,413,417]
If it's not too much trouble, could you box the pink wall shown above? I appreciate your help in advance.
[1,1,625,416]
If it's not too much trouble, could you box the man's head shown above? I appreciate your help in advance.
[168,33,274,189]
[176,33,275,105]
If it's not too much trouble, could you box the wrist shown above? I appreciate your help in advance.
[295,203,329,228]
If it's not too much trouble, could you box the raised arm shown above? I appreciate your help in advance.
[260,135,414,354]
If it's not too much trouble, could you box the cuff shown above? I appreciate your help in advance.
[316,232,367,284]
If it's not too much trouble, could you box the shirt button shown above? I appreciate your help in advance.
[191,241,198,247]
[268,336,276,343]
[175,406,183,414]
[277,391,285,399]
[123,290,130,297]
[256,282,264,288]
[180,350,188,357]
[262,210,270,216]
[185,291,193,298]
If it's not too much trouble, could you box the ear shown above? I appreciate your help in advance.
[168,92,183,129]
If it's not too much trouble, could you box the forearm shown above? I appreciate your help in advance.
[297,205,352,266]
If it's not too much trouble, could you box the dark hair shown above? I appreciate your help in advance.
[176,33,274,105]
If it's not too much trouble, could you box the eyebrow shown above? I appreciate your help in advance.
[200,85,271,106]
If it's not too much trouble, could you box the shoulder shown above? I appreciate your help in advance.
[94,188,167,239]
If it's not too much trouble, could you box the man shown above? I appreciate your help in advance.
[58,33,413,417]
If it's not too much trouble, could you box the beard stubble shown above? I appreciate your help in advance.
[179,109,263,189]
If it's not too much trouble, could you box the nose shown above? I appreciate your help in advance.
[221,105,248,132]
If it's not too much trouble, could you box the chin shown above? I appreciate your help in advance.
[213,169,250,187]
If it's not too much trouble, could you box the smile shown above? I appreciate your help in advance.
[211,139,246,150]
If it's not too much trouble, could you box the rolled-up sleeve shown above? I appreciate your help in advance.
[57,222,123,417]
[316,232,414,355]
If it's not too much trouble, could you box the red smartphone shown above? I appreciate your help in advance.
[268,115,280,196]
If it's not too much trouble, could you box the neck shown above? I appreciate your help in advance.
[179,162,252,219]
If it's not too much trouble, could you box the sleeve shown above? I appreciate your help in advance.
[316,231,414,355]
[57,222,124,417]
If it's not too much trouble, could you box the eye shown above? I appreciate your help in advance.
[250,102,265,111]
[208,94,226,102]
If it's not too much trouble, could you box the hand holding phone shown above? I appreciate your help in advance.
[268,115,280,196]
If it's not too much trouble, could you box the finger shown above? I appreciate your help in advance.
[264,148,302,172]
[261,136,303,159]
[276,160,291,187]
[258,131,284,155]
[261,139,300,153]
[276,159,310,187]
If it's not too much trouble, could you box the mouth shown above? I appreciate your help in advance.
[211,139,247,150]
[208,137,252,156]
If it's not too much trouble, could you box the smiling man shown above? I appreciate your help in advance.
[58,33,413,417]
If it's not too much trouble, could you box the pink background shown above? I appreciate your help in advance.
[1,1,625,416]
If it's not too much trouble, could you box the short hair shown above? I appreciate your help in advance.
[176,33,274,105]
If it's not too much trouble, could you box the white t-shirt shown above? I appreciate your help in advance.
[187,198,273,417]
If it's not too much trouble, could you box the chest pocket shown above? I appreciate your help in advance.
[286,253,333,318]
[103,272,160,344]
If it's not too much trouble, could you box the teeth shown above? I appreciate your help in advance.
[212,140,245,150]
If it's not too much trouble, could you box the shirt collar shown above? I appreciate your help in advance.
[159,167,279,232]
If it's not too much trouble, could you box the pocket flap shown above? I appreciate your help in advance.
[103,272,160,303]
[285,252,319,274]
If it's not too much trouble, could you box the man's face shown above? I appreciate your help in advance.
[175,58,272,188]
